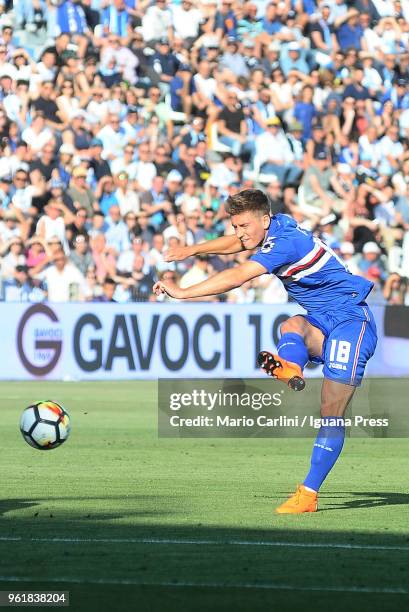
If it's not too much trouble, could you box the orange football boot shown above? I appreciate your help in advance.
[257,351,305,391]
[275,485,318,514]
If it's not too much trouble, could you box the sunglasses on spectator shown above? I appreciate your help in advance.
[163,274,176,280]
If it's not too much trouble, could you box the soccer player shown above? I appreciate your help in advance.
[153,189,377,513]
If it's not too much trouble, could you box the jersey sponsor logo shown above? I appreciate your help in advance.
[260,237,275,253]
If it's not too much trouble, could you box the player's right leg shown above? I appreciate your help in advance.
[276,311,377,514]
[258,315,324,390]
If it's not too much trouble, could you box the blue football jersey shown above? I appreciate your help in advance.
[250,214,373,313]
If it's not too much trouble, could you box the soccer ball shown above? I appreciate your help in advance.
[20,401,71,450]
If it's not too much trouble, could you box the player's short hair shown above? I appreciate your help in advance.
[225,189,270,216]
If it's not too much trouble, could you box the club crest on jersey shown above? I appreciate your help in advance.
[261,237,275,253]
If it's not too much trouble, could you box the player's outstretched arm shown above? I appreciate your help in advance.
[153,260,267,300]
[165,234,245,262]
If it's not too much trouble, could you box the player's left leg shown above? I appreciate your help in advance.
[258,315,324,390]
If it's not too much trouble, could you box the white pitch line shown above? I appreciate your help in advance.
[0,536,408,552]
[0,576,407,594]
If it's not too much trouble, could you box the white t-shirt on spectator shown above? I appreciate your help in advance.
[12,186,35,214]
[110,157,139,180]
[21,126,53,151]
[42,263,87,302]
[358,134,382,166]
[36,215,69,253]
[134,161,157,191]
[253,130,294,172]
[0,222,22,244]
[172,6,203,39]
[114,188,141,217]
[86,100,109,124]
[209,163,239,189]
[96,125,128,159]
[142,6,172,41]
[117,250,149,274]
[379,135,404,166]
[193,74,217,100]
[180,265,207,289]
[0,252,26,279]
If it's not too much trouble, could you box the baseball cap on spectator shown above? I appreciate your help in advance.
[204,37,219,49]
[72,166,88,178]
[50,178,64,189]
[59,144,75,156]
[360,150,372,162]
[395,77,408,87]
[266,116,281,126]
[71,109,86,120]
[159,37,170,45]
[178,64,192,72]
[288,42,300,52]
[15,264,28,273]
[340,242,355,255]
[289,121,303,132]
[227,37,238,46]
[0,174,12,183]
[127,106,138,115]
[243,40,255,48]
[268,41,280,52]
[338,163,352,174]
[167,170,183,183]
[287,9,297,18]
[363,242,381,255]
[4,210,18,221]
[90,138,103,147]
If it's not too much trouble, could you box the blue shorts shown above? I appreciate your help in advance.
[303,303,378,387]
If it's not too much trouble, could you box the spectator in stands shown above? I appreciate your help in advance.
[0,0,406,305]
[41,248,87,302]
[2,264,45,302]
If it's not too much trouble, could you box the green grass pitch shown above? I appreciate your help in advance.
[0,381,408,612]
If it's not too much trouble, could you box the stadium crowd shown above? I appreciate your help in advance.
[0,0,409,304]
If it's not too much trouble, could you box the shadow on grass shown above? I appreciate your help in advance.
[0,498,408,612]
[255,490,409,511]
[318,491,409,510]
